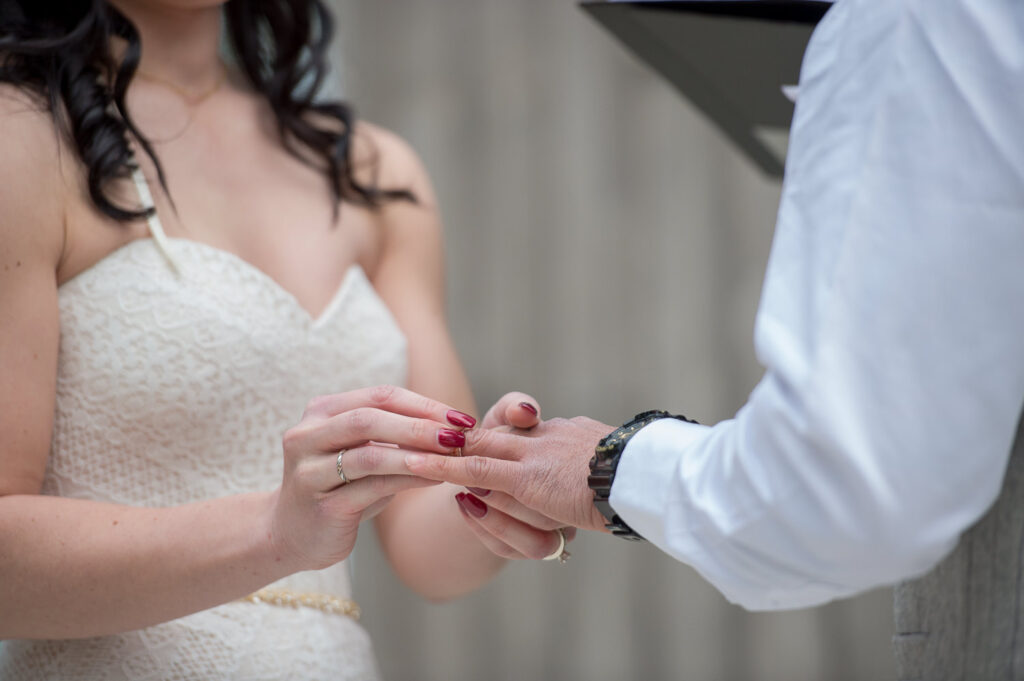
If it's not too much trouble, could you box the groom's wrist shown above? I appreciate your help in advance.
[588,410,699,540]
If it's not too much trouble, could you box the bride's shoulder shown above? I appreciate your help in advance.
[348,121,445,285]
[350,120,438,209]
[0,84,61,179]
[0,85,67,264]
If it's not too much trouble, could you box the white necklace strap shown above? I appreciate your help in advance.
[131,166,182,275]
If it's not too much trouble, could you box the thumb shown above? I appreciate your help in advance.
[481,391,541,430]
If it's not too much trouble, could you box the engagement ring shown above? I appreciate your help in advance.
[336,450,349,484]
[543,528,571,564]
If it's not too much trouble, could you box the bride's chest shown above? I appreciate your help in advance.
[60,137,385,318]
[56,239,408,433]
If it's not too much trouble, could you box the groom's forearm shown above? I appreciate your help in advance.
[374,483,506,601]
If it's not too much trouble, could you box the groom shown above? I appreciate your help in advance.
[405,0,1024,678]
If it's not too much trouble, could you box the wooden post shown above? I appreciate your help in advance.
[893,409,1024,680]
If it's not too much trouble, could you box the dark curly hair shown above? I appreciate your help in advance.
[0,0,413,222]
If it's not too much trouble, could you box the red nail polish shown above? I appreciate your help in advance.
[454,492,473,516]
[519,402,538,416]
[466,487,491,497]
[446,410,477,429]
[438,429,466,448]
[457,492,488,518]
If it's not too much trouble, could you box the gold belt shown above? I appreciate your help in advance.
[239,588,361,620]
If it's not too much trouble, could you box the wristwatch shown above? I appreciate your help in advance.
[588,410,699,540]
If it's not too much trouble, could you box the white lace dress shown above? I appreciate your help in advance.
[0,172,407,680]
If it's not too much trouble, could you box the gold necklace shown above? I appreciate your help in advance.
[134,67,226,107]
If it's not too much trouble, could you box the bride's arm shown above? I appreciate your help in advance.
[0,101,284,638]
[365,125,557,600]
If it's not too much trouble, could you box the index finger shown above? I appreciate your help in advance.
[304,385,476,429]
[405,453,521,495]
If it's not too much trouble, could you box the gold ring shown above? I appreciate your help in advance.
[542,528,570,564]
[336,450,349,484]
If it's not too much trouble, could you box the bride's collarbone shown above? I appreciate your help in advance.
[57,193,378,307]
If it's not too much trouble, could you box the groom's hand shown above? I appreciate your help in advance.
[406,416,614,532]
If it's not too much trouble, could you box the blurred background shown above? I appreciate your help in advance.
[330,1,895,679]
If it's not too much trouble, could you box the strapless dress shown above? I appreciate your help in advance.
[0,169,407,680]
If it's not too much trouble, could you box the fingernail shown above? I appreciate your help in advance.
[438,429,466,448]
[446,410,477,429]
[465,487,491,497]
[519,402,538,416]
[456,492,488,518]
[405,454,425,467]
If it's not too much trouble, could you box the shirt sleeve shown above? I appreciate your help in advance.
[609,0,1024,611]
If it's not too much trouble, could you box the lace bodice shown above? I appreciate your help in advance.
[0,180,407,679]
[44,238,406,508]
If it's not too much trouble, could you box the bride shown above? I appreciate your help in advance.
[0,1,570,678]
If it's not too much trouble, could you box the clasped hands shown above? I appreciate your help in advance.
[405,394,614,538]
[271,384,612,573]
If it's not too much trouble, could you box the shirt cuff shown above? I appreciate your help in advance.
[609,417,710,546]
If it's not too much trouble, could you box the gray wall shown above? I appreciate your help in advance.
[334,2,896,679]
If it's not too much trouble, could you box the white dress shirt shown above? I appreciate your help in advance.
[610,0,1024,611]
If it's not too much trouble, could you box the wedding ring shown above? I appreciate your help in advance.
[336,450,349,484]
[542,528,571,564]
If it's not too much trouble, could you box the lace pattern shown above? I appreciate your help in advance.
[0,237,406,680]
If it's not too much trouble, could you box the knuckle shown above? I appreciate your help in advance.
[282,423,313,455]
[344,408,375,437]
[359,447,385,473]
[420,393,443,416]
[464,427,492,451]
[369,384,398,407]
[282,427,302,454]
[303,395,330,418]
[409,418,430,443]
[291,459,317,490]
[426,455,450,476]
[464,456,493,486]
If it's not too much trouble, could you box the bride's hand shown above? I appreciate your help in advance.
[268,385,474,572]
[455,489,577,561]
[456,391,577,561]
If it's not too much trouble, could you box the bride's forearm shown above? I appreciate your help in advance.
[0,491,291,639]
[375,484,505,601]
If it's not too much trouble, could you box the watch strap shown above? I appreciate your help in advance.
[589,410,698,540]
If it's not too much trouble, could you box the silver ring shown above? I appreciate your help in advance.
[542,528,570,564]
[336,449,349,485]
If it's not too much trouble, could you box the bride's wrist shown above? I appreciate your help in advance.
[254,489,306,580]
